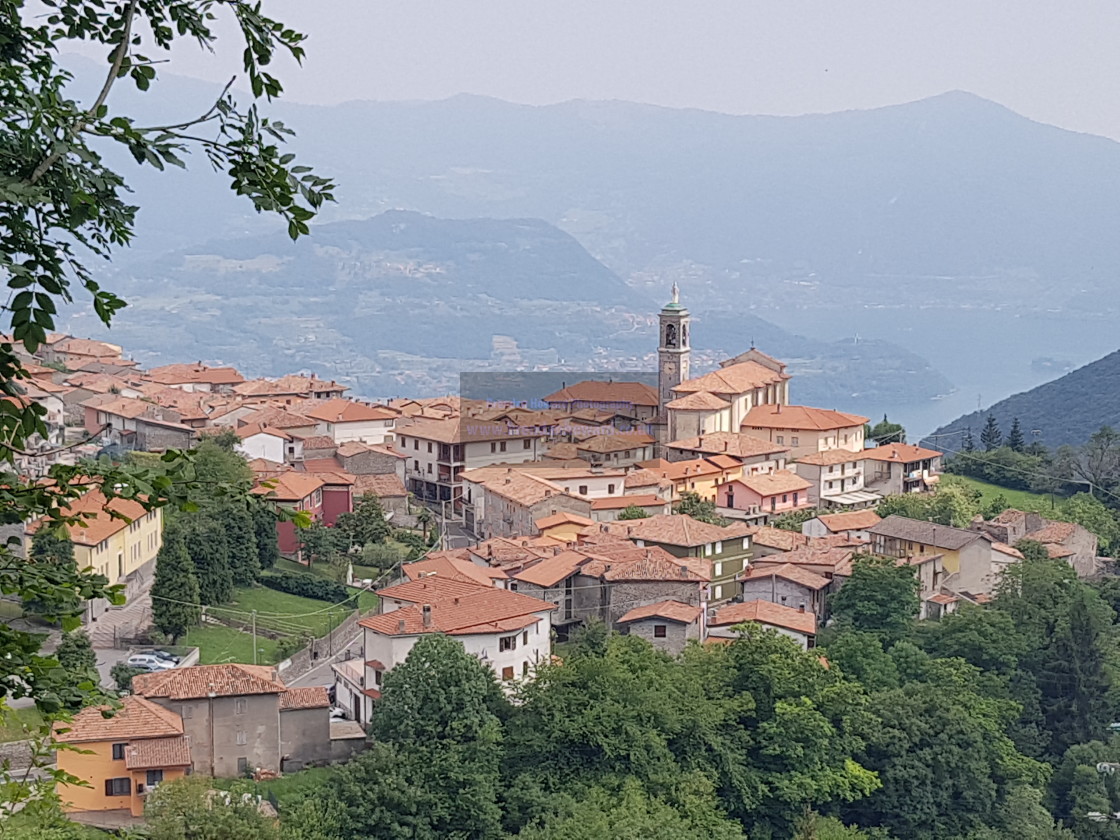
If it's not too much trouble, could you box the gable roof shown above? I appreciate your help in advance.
[402,553,508,587]
[124,736,192,769]
[299,435,339,451]
[575,432,655,453]
[795,449,863,466]
[674,360,787,396]
[377,576,492,603]
[544,380,659,407]
[56,695,184,743]
[360,587,555,636]
[512,550,590,587]
[665,391,730,411]
[624,468,671,489]
[535,511,595,529]
[252,471,325,502]
[740,562,832,591]
[236,422,292,441]
[753,526,811,551]
[861,443,942,463]
[742,404,869,431]
[353,474,408,499]
[145,363,243,386]
[589,493,668,511]
[304,398,397,424]
[26,489,150,547]
[607,513,750,547]
[710,599,817,635]
[867,515,984,551]
[815,510,882,532]
[280,686,331,711]
[731,469,812,496]
[133,664,286,700]
[617,599,701,625]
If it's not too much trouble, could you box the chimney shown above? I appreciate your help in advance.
[723,441,729,451]
[422,604,432,627]
[798,605,805,613]
[679,564,689,576]
[776,404,781,413]
[397,618,406,633]
[453,597,460,606]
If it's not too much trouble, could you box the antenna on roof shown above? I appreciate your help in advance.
[750,337,756,349]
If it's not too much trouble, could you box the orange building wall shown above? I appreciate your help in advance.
[58,740,187,817]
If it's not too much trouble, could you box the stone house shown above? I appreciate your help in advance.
[663,431,789,468]
[132,664,330,777]
[461,469,592,539]
[975,508,1100,578]
[802,509,882,541]
[738,563,831,618]
[617,600,702,655]
[544,380,660,422]
[707,599,818,649]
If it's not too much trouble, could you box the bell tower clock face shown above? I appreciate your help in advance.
[662,359,677,378]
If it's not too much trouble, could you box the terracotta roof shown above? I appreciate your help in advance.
[575,432,655,453]
[252,471,325,502]
[544,442,581,460]
[579,543,711,582]
[667,434,792,461]
[589,493,667,511]
[710,599,817,636]
[674,360,787,396]
[341,440,405,459]
[707,454,742,470]
[753,527,812,551]
[280,686,330,711]
[927,593,959,605]
[535,511,595,529]
[992,542,1025,560]
[512,550,590,587]
[731,469,812,496]
[608,513,749,547]
[397,416,547,445]
[665,391,730,411]
[125,736,192,769]
[54,337,122,358]
[56,695,183,743]
[467,462,626,482]
[544,380,659,407]
[299,435,338,451]
[247,457,289,477]
[377,576,491,603]
[304,398,396,424]
[1045,544,1078,559]
[795,449,862,466]
[653,458,723,482]
[815,510,882,532]
[861,443,942,463]
[461,469,571,508]
[990,508,1029,525]
[236,422,291,441]
[617,599,701,625]
[740,562,831,591]
[301,457,344,473]
[26,489,150,547]
[742,404,868,432]
[353,474,408,498]
[1028,521,1078,544]
[145,363,243,386]
[756,545,857,575]
[360,587,555,636]
[624,468,670,489]
[237,407,317,429]
[402,553,507,587]
[133,664,286,700]
[867,516,984,551]
[468,537,554,570]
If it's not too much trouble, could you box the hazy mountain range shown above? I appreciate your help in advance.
[72,61,1120,436]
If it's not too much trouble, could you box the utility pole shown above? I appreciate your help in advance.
[251,610,257,665]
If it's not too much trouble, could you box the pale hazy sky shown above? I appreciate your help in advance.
[104,1,1120,139]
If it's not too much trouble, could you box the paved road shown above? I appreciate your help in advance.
[288,629,363,688]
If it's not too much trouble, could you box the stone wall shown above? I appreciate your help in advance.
[605,580,702,628]
[623,617,696,656]
[276,609,363,683]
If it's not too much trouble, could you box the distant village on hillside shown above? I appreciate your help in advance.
[13,289,1105,825]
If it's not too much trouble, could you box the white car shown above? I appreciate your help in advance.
[126,653,176,671]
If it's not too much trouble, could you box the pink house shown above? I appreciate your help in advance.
[718,469,813,516]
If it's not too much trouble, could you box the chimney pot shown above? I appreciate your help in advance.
[799,605,805,612]
[422,604,432,627]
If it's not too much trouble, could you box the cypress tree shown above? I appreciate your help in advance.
[215,503,260,586]
[183,516,233,605]
[962,426,975,452]
[55,630,97,675]
[253,506,280,571]
[152,525,202,642]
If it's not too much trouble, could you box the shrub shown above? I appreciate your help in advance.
[260,573,351,604]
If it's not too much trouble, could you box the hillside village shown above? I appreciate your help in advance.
[2,287,1111,828]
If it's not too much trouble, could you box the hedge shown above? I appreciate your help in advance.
[260,572,351,604]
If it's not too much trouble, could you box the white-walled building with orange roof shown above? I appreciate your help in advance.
[303,398,398,445]
[860,442,943,495]
[741,404,869,460]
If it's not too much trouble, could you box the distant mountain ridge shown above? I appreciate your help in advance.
[925,350,1120,449]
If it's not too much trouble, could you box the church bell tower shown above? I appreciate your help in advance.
[658,282,691,419]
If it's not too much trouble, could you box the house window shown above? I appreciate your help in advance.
[782,494,788,503]
[608,484,616,494]
[523,439,532,450]
[742,537,750,549]
[705,543,713,556]
[235,698,247,715]
[776,436,784,445]
[502,666,515,681]
[427,463,433,474]
[499,441,507,452]
[105,778,131,797]
[793,492,799,506]
[827,481,834,490]
[236,731,247,746]
[399,436,406,447]
[146,769,164,787]
[111,743,127,760]
[490,442,497,453]
[577,484,588,495]
[523,631,529,645]
[237,757,249,775]
[828,465,835,474]
[791,437,799,446]
[499,635,517,652]
[413,460,420,471]
[714,584,723,600]
[427,441,432,453]
[715,541,722,553]
[373,670,382,686]
[714,562,723,577]
[413,440,419,450]
[654,625,668,638]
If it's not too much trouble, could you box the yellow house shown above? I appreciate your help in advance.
[534,511,596,542]
[638,456,743,503]
[27,489,163,621]
[55,695,192,818]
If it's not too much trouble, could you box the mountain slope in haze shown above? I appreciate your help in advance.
[76,210,951,408]
[926,350,1120,449]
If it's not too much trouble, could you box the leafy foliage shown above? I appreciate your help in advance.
[146,776,279,840]
[616,504,651,520]
[868,415,906,445]
[829,555,920,642]
[260,572,351,605]
[335,494,391,548]
[151,524,202,641]
[673,491,726,525]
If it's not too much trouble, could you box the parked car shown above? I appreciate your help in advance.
[137,649,181,664]
[126,653,176,671]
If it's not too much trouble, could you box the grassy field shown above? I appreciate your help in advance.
[184,624,281,666]
[0,705,44,742]
[946,475,1061,511]
[226,586,356,637]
